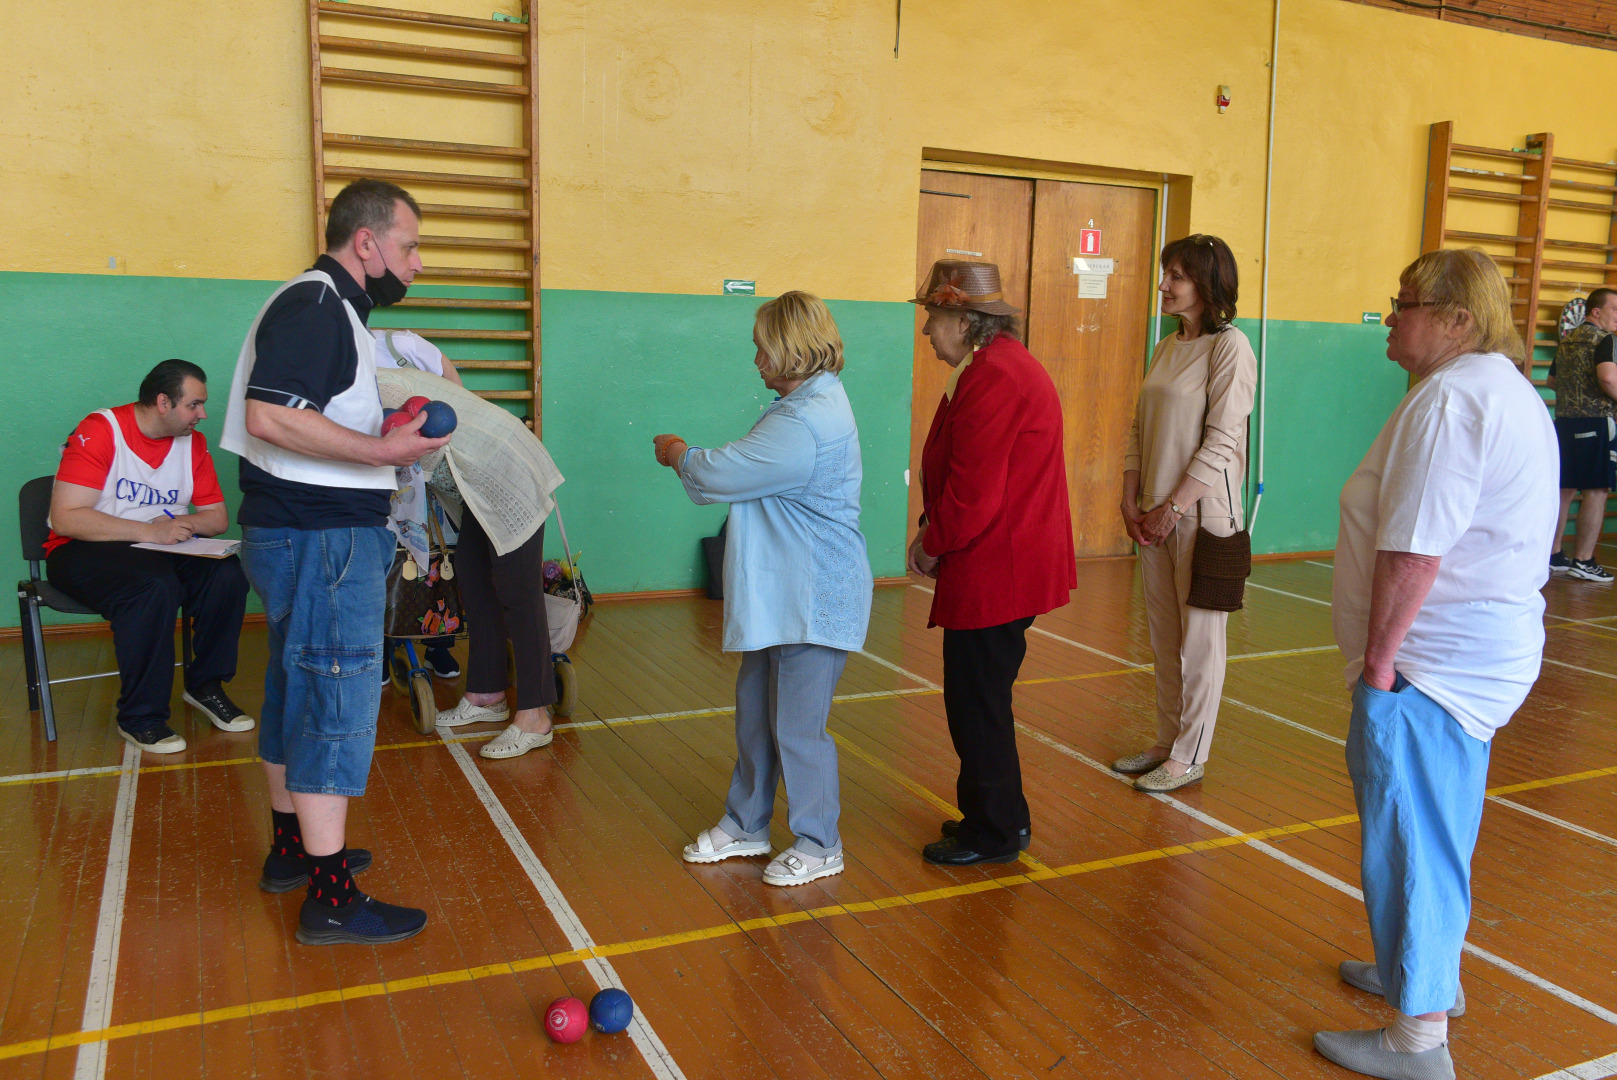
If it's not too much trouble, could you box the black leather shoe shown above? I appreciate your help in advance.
[922,838,1020,866]
[940,819,1031,851]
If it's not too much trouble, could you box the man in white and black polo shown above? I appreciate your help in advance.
[222,179,448,946]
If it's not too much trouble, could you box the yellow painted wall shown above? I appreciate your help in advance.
[4,0,1617,318]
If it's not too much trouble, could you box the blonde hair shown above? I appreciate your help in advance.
[1399,248,1524,362]
[754,291,845,380]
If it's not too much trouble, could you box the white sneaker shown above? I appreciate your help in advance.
[682,824,770,864]
[763,848,844,887]
[478,722,553,759]
[435,697,511,728]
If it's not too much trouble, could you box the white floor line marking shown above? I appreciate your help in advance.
[47,662,183,687]
[1305,560,1336,570]
[1533,1050,1617,1079]
[1027,626,1144,669]
[1013,723,1617,1029]
[857,649,941,690]
[1245,580,1332,606]
[1229,644,1338,661]
[1543,657,1617,681]
[440,737,686,1080]
[1222,696,1346,746]
[1489,797,1617,850]
[73,742,140,1080]
[0,764,125,787]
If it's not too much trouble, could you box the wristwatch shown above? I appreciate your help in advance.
[1169,502,1185,516]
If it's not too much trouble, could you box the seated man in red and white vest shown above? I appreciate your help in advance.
[46,359,253,754]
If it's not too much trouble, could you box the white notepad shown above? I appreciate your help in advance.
[131,537,241,559]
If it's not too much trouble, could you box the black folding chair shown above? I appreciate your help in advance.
[16,475,190,742]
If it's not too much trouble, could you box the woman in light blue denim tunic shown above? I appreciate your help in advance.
[652,291,872,887]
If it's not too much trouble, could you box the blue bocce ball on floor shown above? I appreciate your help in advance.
[589,988,634,1033]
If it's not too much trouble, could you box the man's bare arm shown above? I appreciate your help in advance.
[244,400,448,468]
[49,482,197,544]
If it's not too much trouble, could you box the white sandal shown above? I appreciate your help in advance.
[682,825,770,864]
[478,722,553,759]
[763,848,844,887]
[436,697,510,729]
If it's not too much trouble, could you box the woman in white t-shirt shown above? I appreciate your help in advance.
[1316,249,1556,1079]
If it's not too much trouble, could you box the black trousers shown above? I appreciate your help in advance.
[942,616,1034,855]
[457,512,556,711]
[46,541,249,732]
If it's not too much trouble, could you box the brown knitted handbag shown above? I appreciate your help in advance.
[1187,470,1251,612]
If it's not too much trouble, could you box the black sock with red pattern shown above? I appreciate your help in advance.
[305,850,360,909]
[271,810,305,860]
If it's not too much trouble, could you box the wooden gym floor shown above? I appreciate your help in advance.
[2,554,1616,1080]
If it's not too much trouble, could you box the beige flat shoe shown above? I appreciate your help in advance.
[478,722,553,759]
[1113,748,1170,774]
[436,698,511,729]
[1133,762,1204,792]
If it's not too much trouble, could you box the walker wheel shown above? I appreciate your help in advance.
[410,671,438,735]
[553,655,578,718]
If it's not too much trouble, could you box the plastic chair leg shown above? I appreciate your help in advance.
[26,598,57,742]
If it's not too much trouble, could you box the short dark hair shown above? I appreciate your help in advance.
[1588,288,1617,315]
[139,359,207,407]
[1160,233,1239,335]
[325,179,421,250]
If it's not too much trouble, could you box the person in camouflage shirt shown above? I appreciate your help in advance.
[1550,288,1617,581]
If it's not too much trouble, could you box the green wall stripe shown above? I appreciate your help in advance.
[2,271,1413,627]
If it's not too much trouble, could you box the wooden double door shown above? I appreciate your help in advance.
[906,169,1157,558]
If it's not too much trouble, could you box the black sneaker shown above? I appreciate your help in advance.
[182,684,255,732]
[425,647,461,680]
[260,848,374,893]
[1568,558,1615,583]
[118,722,186,754]
[1550,552,1573,573]
[296,893,428,945]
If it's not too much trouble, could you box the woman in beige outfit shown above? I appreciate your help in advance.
[1118,234,1257,793]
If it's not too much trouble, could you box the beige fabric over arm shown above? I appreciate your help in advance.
[1185,330,1257,488]
[376,368,564,556]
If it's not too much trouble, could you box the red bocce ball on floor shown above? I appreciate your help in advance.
[544,996,588,1043]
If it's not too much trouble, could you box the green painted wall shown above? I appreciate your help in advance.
[1,272,912,625]
[4,271,1413,628]
[536,291,914,594]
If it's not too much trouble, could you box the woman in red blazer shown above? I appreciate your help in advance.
[907,260,1076,865]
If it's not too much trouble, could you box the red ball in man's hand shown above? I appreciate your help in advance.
[401,396,431,417]
[380,409,414,434]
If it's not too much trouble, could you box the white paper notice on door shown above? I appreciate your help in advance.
[1077,274,1108,299]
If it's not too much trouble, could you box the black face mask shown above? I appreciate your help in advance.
[364,244,410,307]
[365,265,409,307]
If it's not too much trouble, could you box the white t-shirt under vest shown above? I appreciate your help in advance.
[90,408,195,522]
[221,268,394,491]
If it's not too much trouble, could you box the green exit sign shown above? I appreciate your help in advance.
[1363,312,1382,324]
[724,280,756,295]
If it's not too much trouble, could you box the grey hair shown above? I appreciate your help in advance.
[962,310,1020,348]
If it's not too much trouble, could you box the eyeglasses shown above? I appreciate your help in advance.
[1389,297,1440,315]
